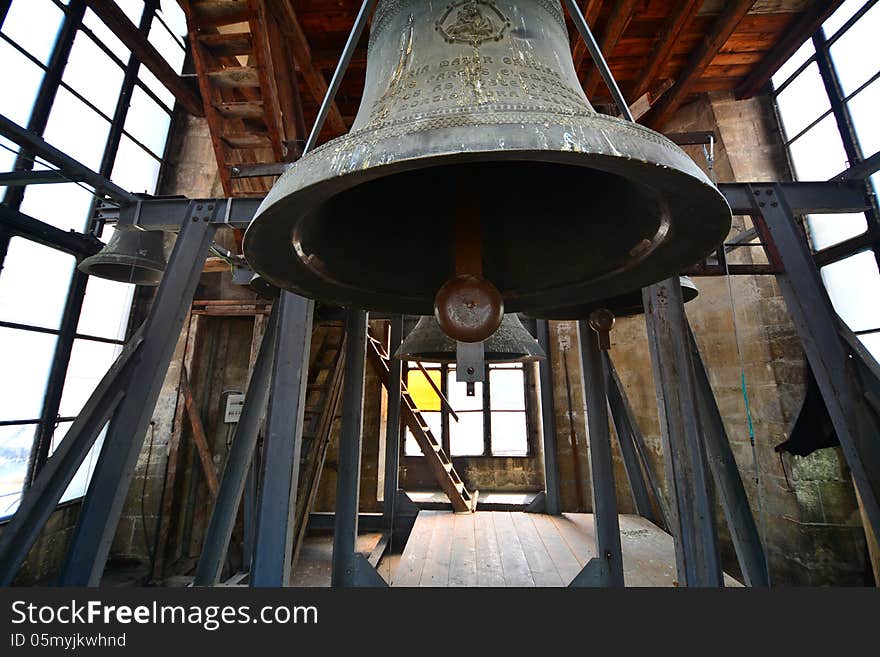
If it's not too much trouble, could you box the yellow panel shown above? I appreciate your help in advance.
[407,369,441,411]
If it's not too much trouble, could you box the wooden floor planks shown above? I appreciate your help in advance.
[392,511,739,587]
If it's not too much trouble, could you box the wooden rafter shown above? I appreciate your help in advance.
[267,0,347,136]
[86,0,204,116]
[630,0,702,101]
[644,0,758,130]
[735,0,847,99]
[581,0,638,98]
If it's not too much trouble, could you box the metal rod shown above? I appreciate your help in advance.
[687,324,770,587]
[382,316,403,527]
[536,320,561,515]
[561,0,634,122]
[577,322,624,587]
[250,292,314,587]
[643,277,723,586]
[58,211,215,586]
[0,325,144,585]
[194,304,280,585]
[332,309,369,587]
[302,0,378,155]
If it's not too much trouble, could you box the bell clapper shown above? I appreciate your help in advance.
[456,340,485,392]
[588,308,616,351]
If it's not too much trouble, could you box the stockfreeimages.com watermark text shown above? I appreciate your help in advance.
[10,599,318,632]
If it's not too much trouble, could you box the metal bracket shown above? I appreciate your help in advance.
[569,557,611,588]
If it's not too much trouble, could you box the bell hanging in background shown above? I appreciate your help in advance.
[244,0,730,334]
[78,228,167,286]
[531,276,699,320]
[395,313,544,364]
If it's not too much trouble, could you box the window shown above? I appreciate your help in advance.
[0,0,187,520]
[771,0,880,360]
[404,361,530,458]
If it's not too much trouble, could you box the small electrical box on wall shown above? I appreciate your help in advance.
[223,393,245,423]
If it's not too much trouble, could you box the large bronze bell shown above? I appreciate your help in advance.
[78,228,167,286]
[395,313,544,363]
[244,0,730,318]
[532,276,699,320]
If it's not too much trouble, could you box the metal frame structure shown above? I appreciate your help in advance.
[1,0,879,589]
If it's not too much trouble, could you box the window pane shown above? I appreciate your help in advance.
[406,367,441,411]
[807,213,868,251]
[404,410,440,456]
[148,13,185,73]
[775,63,830,138]
[450,411,484,456]
[0,327,57,419]
[42,87,111,171]
[82,8,130,60]
[58,339,123,417]
[489,366,525,410]
[447,368,483,411]
[0,39,45,129]
[820,252,880,333]
[824,0,871,39]
[158,0,187,41]
[861,332,880,362]
[55,422,109,504]
[138,66,175,109]
[19,181,94,235]
[0,237,75,330]
[111,135,160,194]
[490,412,528,456]
[0,423,35,518]
[125,86,172,156]
[789,115,850,180]
[63,31,125,117]
[116,0,146,25]
[847,78,880,156]
[829,2,879,96]
[1,0,65,65]
[76,262,134,340]
[771,40,814,89]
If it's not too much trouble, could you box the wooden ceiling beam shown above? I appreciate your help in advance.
[630,0,702,101]
[735,0,846,99]
[267,0,347,136]
[644,0,758,130]
[581,0,638,98]
[86,0,204,117]
[571,0,604,69]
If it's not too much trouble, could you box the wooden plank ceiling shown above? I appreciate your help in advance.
[176,0,842,197]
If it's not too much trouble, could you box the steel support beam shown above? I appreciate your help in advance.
[603,353,655,523]
[332,309,387,587]
[751,183,880,548]
[687,325,769,587]
[57,212,215,586]
[0,204,102,257]
[570,322,624,587]
[382,316,404,527]
[0,325,144,585]
[643,277,723,586]
[249,293,314,587]
[605,355,671,529]
[536,319,561,515]
[194,305,279,585]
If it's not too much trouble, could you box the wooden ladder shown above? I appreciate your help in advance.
[366,330,475,513]
[291,321,347,571]
[180,0,297,197]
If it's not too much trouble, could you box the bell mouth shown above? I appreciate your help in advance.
[78,259,165,286]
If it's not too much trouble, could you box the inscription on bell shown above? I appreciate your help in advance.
[436,0,510,46]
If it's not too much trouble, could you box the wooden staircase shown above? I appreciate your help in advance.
[366,330,475,513]
[291,321,347,570]
[180,0,301,197]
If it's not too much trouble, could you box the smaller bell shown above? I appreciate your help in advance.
[78,228,166,286]
[395,314,545,364]
[531,277,699,320]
